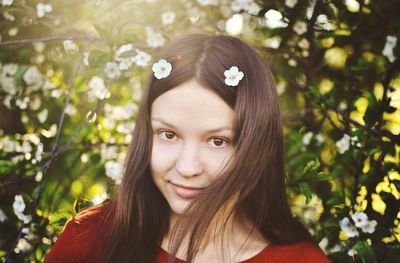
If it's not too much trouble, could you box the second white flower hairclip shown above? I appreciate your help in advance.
[152,59,172,79]
[224,66,244,87]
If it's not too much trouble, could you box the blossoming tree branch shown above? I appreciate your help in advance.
[0,0,399,262]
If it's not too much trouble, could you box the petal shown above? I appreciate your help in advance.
[230,66,239,73]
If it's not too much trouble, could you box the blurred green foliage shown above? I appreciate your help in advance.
[0,0,399,262]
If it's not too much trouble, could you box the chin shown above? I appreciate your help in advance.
[168,198,192,215]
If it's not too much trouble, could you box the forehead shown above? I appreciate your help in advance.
[151,80,235,131]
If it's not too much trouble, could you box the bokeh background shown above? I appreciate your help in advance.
[0,0,399,262]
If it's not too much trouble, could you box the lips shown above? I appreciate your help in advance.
[170,182,205,199]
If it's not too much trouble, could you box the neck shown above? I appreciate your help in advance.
[162,212,268,262]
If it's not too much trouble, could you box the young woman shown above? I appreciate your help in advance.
[44,32,329,263]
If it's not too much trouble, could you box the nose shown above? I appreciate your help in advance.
[175,142,203,177]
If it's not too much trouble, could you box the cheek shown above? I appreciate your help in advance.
[203,149,234,177]
[150,139,178,176]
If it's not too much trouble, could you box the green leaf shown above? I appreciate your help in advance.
[48,210,71,227]
[93,23,112,42]
[73,197,93,214]
[88,49,111,68]
[13,65,28,87]
[35,244,46,261]
[118,49,137,58]
[302,159,321,174]
[326,191,345,206]
[299,183,312,204]
[0,160,15,175]
[355,240,376,263]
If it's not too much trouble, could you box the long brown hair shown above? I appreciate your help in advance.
[103,31,314,263]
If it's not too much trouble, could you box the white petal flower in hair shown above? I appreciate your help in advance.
[224,66,244,87]
[152,59,172,79]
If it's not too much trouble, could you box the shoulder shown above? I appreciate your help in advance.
[44,201,115,263]
[257,242,330,263]
[73,201,113,225]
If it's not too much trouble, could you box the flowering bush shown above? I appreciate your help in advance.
[0,0,399,262]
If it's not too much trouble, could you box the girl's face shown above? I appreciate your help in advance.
[150,79,235,216]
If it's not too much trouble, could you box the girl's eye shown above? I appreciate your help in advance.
[210,138,228,147]
[160,131,176,140]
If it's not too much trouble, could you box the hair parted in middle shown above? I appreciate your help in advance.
[103,31,314,263]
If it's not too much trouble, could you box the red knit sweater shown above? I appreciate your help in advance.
[44,203,330,263]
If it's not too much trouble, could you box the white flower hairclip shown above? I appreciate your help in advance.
[152,59,172,79]
[224,66,244,87]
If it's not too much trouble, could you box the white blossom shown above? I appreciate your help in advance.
[3,12,15,21]
[315,133,324,144]
[114,45,136,70]
[133,50,151,67]
[88,76,111,100]
[63,40,79,53]
[316,14,336,31]
[114,44,134,61]
[285,0,298,8]
[21,227,34,241]
[91,192,109,205]
[197,0,218,6]
[35,171,43,182]
[231,0,261,15]
[116,122,135,134]
[83,52,89,66]
[100,144,118,160]
[293,21,307,35]
[382,35,397,63]
[145,26,165,48]
[16,212,32,224]
[336,134,351,154]
[120,102,138,119]
[40,124,58,138]
[224,66,244,87]
[104,62,121,79]
[8,27,18,36]
[298,38,310,49]
[15,238,31,253]
[105,160,123,184]
[318,237,328,253]
[65,104,77,116]
[263,36,281,49]
[2,0,13,6]
[348,248,357,257]
[361,219,377,233]
[225,14,244,36]
[351,211,368,228]
[34,143,44,163]
[119,59,134,70]
[16,140,32,153]
[33,42,45,53]
[0,136,17,152]
[1,63,18,76]
[13,195,27,219]
[0,63,18,95]
[339,217,359,238]
[264,9,288,29]
[16,97,30,110]
[36,3,52,18]
[23,66,43,86]
[161,11,176,25]
[302,131,313,145]
[0,208,7,222]
[152,59,172,79]
[37,109,48,123]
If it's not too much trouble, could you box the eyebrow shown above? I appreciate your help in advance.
[151,117,232,133]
